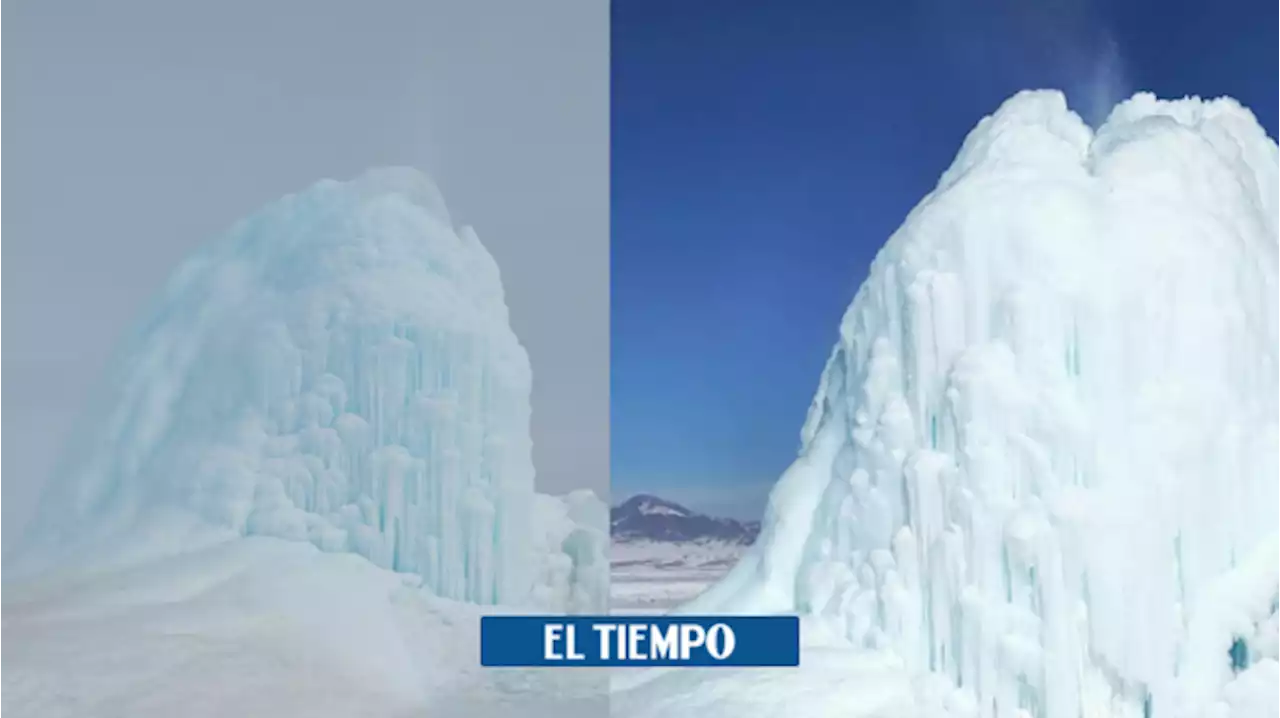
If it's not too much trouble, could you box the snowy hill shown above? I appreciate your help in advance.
[611,494,760,544]
[4,168,608,716]
[609,495,758,614]
[615,91,1279,718]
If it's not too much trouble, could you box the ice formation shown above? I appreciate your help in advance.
[683,92,1279,716]
[14,167,605,611]
[529,489,611,613]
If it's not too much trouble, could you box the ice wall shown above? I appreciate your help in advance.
[686,92,1279,717]
[16,168,549,606]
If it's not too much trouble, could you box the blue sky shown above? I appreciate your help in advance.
[610,0,1279,518]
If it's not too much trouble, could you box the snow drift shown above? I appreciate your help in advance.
[681,91,1279,717]
[11,167,605,612]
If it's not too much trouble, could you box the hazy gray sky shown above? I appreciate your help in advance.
[2,0,609,544]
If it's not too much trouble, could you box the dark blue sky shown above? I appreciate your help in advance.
[610,0,1279,517]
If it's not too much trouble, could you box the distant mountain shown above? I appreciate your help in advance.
[610,494,760,544]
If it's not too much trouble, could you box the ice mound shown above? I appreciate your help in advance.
[682,91,1278,716]
[14,167,604,610]
[528,489,610,613]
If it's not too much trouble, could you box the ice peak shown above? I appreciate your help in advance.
[939,90,1278,203]
[936,89,1092,192]
[340,166,456,227]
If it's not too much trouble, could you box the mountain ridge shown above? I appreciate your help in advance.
[610,494,759,544]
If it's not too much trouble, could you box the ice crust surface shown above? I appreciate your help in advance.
[655,91,1279,717]
[4,538,610,718]
[11,167,606,611]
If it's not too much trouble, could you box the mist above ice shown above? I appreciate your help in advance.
[992,0,1134,127]
[1067,36,1130,128]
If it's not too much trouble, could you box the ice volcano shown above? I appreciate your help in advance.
[619,92,1279,718]
[12,167,604,609]
[4,169,607,717]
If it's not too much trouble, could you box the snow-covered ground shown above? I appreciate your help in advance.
[3,538,608,718]
[611,648,917,718]
[610,540,747,614]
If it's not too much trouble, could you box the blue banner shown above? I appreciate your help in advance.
[480,615,800,667]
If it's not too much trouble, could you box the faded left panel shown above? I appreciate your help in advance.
[1,1,610,715]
